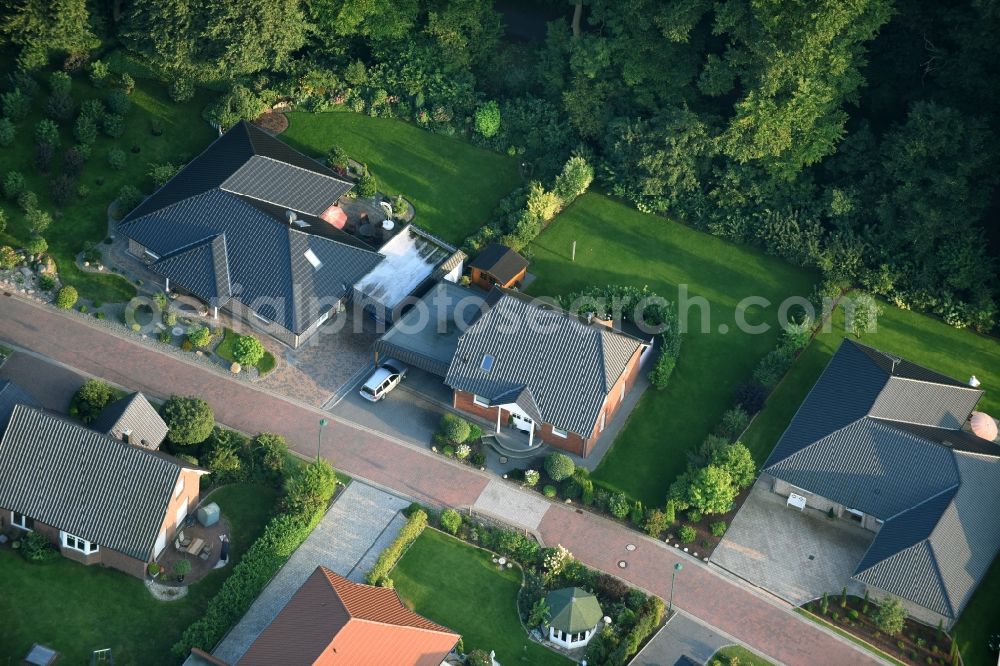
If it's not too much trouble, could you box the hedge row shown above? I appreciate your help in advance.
[170,465,337,658]
[365,509,428,586]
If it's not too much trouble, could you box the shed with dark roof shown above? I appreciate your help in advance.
[468,243,528,290]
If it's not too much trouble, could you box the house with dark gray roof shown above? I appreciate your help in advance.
[118,121,384,348]
[762,339,1000,627]
[0,404,206,578]
[91,391,168,450]
[444,288,650,458]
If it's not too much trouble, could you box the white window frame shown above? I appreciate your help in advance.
[316,309,331,326]
[60,530,98,555]
[143,249,161,261]
[11,510,32,531]
[472,394,489,408]
[551,426,568,439]
[620,383,626,402]
[599,412,607,432]
[174,475,185,497]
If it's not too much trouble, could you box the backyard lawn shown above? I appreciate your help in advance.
[0,64,216,303]
[392,528,572,665]
[0,484,278,665]
[526,193,818,505]
[281,109,522,244]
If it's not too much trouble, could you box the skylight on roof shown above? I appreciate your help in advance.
[304,248,322,270]
[481,355,495,372]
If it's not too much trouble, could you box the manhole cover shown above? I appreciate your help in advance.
[498,456,508,464]
[617,560,627,569]
[625,544,636,552]
[171,326,185,336]
[808,555,815,560]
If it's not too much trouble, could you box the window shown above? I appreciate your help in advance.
[61,531,98,555]
[620,383,625,402]
[473,394,489,408]
[551,426,568,438]
[599,412,606,432]
[174,475,185,497]
[480,354,495,371]
[304,248,322,270]
[317,309,331,326]
[11,511,33,531]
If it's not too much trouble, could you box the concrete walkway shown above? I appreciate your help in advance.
[0,296,881,666]
[472,479,551,532]
[212,481,409,664]
[633,612,734,666]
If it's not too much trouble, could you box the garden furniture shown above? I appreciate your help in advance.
[186,537,205,555]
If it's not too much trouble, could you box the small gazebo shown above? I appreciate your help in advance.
[544,587,604,649]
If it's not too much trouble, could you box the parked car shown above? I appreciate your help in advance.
[359,359,408,402]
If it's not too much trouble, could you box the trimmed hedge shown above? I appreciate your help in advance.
[365,509,428,586]
[170,466,338,657]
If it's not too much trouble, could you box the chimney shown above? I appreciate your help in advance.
[121,429,132,444]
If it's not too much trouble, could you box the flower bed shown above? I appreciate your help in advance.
[801,594,955,666]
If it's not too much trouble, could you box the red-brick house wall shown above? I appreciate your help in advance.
[452,343,646,458]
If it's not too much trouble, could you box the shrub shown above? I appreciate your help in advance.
[644,509,670,537]
[594,572,630,603]
[687,464,737,514]
[107,88,131,115]
[522,469,540,487]
[251,433,288,483]
[440,508,462,534]
[820,592,829,614]
[1,88,31,121]
[553,155,594,202]
[164,311,177,326]
[38,274,56,291]
[439,413,471,443]
[474,100,501,138]
[233,334,265,366]
[455,443,471,460]
[162,395,215,445]
[55,285,78,309]
[713,442,757,490]
[466,650,492,666]
[45,90,74,121]
[848,292,883,339]
[25,236,47,257]
[665,499,676,524]
[630,500,645,525]
[80,98,105,122]
[580,478,594,505]
[148,162,180,188]
[649,331,682,389]
[608,492,630,519]
[203,85,265,127]
[366,510,427,585]
[356,167,377,198]
[753,346,795,389]
[718,407,750,440]
[20,531,57,562]
[168,77,195,102]
[72,378,116,423]
[687,509,703,523]
[63,147,85,175]
[34,142,53,172]
[158,330,171,343]
[873,597,907,636]
[3,171,26,200]
[89,59,109,87]
[187,326,212,348]
[17,189,38,211]
[848,609,860,620]
[677,525,696,543]
[51,175,76,207]
[25,207,52,235]
[733,382,768,414]
[442,444,455,457]
[117,185,144,216]
[101,113,126,138]
[107,147,126,171]
[282,460,337,516]
[710,521,727,537]
[545,453,575,481]
[542,485,557,498]
[0,118,14,147]
[35,119,59,147]
[327,144,349,171]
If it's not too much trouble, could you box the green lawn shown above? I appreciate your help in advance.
[526,193,818,505]
[213,328,277,375]
[280,109,522,244]
[0,483,278,664]
[392,528,571,665]
[0,71,216,302]
[709,644,776,666]
[955,554,1000,666]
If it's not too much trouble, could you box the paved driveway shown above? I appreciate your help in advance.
[212,481,410,664]
[711,481,873,605]
[633,613,732,666]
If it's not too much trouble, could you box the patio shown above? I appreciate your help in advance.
[710,479,874,606]
[153,511,231,586]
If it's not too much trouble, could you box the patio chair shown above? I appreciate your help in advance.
[174,529,191,550]
[199,543,213,561]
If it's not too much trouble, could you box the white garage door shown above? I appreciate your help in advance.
[154,529,167,558]
[176,497,189,527]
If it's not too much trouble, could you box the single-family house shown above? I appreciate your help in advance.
[545,587,604,649]
[235,566,460,666]
[761,339,1000,627]
[91,391,168,449]
[445,288,650,457]
[468,243,528,291]
[118,121,384,348]
[0,403,206,578]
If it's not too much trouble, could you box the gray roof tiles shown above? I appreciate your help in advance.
[763,339,1000,619]
[221,155,353,217]
[91,392,169,450]
[0,405,185,560]
[0,380,39,432]
[444,289,647,435]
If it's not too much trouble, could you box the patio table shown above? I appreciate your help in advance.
[186,537,205,555]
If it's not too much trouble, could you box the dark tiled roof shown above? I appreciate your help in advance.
[238,567,458,666]
[444,289,647,435]
[0,405,186,560]
[763,339,999,619]
[119,122,381,335]
[0,380,39,433]
[469,243,528,284]
[91,392,168,450]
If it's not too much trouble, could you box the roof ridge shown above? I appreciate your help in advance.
[219,154,350,218]
[287,225,382,257]
[881,373,983,393]
[122,189,223,239]
[881,480,959,522]
[766,417,868,471]
[347,615,457,636]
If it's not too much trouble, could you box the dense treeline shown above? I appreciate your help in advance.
[2,0,997,329]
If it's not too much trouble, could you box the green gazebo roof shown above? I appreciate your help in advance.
[545,587,604,633]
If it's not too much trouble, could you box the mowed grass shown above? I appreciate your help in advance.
[710,645,777,666]
[392,528,571,665]
[281,109,522,244]
[0,484,278,664]
[526,193,817,505]
[214,328,277,375]
[0,72,216,302]
[743,303,1000,666]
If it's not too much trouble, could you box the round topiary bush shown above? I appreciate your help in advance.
[545,453,575,482]
[542,485,557,498]
[523,469,540,487]
[233,334,265,366]
[440,413,471,444]
[55,285,78,309]
[187,326,212,348]
[440,508,461,535]
[677,525,697,543]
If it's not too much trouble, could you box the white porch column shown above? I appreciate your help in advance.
[164,277,170,292]
[496,406,501,433]
[528,424,534,448]
[213,306,218,319]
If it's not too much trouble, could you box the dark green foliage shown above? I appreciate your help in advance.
[465,650,491,666]
[34,119,59,148]
[873,596,907,636]
[356,166,377,198]
[0,119,14,147]
[71,378,116,423]
[366,509,427,586]
[677,525,696,544]
[3,171,26,200]
[161,395,215,446]
[474,100,501,138]
[545,452,575,481]
[101,113,126,138]
[251,433,288,483]
[55,285,77,310]
[107,147,126,171]
[439,508,462,534]
[203,85,266,128]
[2,88,32,121]
[20,531,57,563]
[438,413,471,444]
[282,460,337,516]
[2,0,100,71]
[733,382,768,414]
[710,521,727,537]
